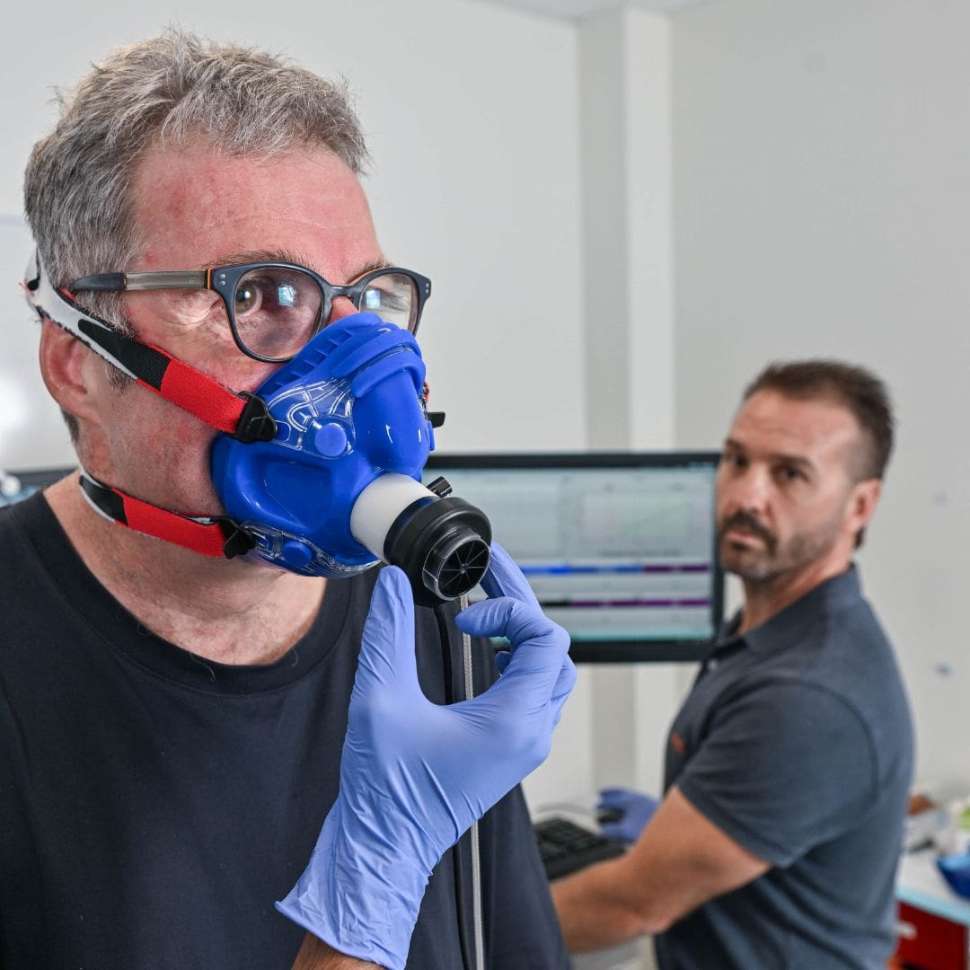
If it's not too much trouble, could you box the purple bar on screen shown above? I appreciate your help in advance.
[567,598,712,609]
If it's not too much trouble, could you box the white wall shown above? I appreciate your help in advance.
[673,0,970,795]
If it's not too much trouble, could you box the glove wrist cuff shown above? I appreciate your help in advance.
[277,798,434,970]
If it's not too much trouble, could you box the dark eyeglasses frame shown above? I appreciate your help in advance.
[70,261,433,363]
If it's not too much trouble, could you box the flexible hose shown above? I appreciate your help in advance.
[434,596,485,970]
[460,592,486,970]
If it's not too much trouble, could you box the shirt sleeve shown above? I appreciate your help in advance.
[676,678,878,867]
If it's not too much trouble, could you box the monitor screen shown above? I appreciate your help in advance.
[424,453,724,662]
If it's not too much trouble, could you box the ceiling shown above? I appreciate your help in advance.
[473,0,711,20]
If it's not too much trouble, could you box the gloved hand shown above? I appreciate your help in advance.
[276,543,576,969]
[597,787,660,843]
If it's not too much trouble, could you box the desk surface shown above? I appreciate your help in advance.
[897,850,970,926]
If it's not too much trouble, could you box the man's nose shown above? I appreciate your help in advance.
[328,296,358,322]
[726,464,772,514]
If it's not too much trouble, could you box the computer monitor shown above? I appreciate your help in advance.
[424,453,724,662]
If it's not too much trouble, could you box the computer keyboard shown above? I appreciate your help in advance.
[534,816,625,881]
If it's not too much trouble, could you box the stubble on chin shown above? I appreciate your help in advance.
[720,526,841,588]
[719,542,779,585]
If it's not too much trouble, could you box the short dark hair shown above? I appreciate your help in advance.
[743,359,894,482]
[743,360,893,550]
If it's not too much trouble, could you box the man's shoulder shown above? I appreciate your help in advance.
[749,583,903,701]
[0,497,43,586]
[0,495,70,651]
[0,490,54,547]
[719,588,906,725]
[723,595,913,779]
[807,594,908,708]
[735,644,908,737]
[0,500,25,543]
[820,585,894,651]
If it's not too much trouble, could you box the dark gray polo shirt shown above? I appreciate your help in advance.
[654,567,913,970]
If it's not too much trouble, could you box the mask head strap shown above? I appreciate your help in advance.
[78,470,254,559]
[24,251,275,443]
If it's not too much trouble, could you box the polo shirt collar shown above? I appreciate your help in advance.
[717,564,862,656]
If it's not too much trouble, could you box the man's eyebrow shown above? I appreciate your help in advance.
[348,257,391,280]
[207,248,311,268]
[775,453,814,472]
[723,439,815,470]
[205,250,390,281]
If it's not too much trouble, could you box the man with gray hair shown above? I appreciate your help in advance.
[1,31,572,970]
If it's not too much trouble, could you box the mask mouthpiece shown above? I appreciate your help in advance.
[350,473,491,606]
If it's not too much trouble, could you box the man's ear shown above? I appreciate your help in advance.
[847,478,882,538]
[38,319,102,428]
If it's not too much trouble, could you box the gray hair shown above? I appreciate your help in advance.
[24,28,368,315]
[24,30,369,441]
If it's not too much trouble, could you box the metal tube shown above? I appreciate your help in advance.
[460,592,485,970]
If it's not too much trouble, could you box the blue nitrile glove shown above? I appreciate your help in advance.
[937,852,970,899]
[597,787,660,843]
[276,543,576,969]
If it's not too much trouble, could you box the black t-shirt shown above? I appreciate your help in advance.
[0,493,567,970]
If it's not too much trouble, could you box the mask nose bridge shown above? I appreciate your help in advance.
[331,328,422,380]
[350,350,425,399]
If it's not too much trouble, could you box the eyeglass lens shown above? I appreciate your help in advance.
[359,273,419,332]
[232,267,419,359]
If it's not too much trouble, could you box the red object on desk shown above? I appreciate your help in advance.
[894,900,968,969]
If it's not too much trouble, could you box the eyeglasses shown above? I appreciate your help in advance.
[70,261,432,363]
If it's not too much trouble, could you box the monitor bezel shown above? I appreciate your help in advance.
[425,451,724,664]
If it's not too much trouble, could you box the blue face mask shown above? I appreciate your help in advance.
[25,252,490,603]
[210,313,491,601]
[212,313,438,573]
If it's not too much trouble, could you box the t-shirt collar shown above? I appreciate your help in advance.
[15,491,354,694]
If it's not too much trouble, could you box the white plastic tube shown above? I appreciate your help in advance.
[350,473,435,561]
